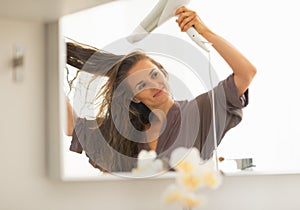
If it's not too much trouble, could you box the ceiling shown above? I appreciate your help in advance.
[0,0,113,22]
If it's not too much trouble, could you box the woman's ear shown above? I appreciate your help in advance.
[132,97,141,103]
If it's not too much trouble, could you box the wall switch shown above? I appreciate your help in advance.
[12,45,24,82]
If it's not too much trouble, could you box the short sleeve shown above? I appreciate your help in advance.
[70,118,98,153]
[69,117,107,170]
[70,130,83,154]
[69,117,136,172]
[221,73,249,109]
[193,74,250,159]
[70,117,111,153]
[214,74,249,132]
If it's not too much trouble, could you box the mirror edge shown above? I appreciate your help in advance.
[46,21,64,180]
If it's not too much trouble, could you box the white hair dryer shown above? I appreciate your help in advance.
[127,0,210,52]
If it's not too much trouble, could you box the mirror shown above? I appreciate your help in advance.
[58,0,300,179]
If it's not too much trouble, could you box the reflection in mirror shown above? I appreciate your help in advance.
[63,37,224,178]
[60,0,300,179]
[61,0,256,178]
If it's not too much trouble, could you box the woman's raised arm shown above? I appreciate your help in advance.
[175,6,256,97]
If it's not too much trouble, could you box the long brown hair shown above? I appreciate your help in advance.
[66,41,168,171]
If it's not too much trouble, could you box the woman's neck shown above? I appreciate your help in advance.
[145,99,174,151]
[150,99,174,122]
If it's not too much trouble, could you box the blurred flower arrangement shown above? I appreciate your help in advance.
[131,150,165,177]
[132,147,223,209]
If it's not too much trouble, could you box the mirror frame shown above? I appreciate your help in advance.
[46,21,64,180]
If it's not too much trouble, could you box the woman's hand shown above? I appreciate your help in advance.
[174,6,210,36]
[175,6,256,97]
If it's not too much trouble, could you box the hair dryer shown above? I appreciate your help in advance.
[127,0,210,52]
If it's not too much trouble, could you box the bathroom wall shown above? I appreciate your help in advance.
[1,17,300,210]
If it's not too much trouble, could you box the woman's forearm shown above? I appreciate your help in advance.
[202,30,257,96]
[66,97,76,136]
[175,6,257,97]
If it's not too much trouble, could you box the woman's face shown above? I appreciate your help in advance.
[127,59,173,110]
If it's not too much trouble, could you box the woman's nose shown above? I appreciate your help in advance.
[147,80,160,89]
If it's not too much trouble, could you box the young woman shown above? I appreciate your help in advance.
[66,6,256,172]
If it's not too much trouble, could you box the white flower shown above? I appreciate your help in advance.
[162,184,206,210]
[169,147,223,190]
[162,184,182,207]
[169,147,203,173]
[176,166,206,191]
[131,150,164,177]
[200,158,223,189]
[180,191,206,210]
[176,159,223,191]
[136,150,157,168]
[160,147,224,209]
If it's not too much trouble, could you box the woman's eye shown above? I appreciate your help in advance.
[151,71,159,79]
[137,82,146,91]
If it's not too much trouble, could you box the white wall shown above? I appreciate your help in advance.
[1,17,300,210]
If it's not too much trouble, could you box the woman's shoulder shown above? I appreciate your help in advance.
[74,116,110,141]
[75,117,108,130]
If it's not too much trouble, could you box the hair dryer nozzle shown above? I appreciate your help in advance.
[127,25,149,44]
[127,0,209,52]
[127,0,170,44]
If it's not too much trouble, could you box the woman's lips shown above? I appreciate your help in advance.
[153,89,163,97]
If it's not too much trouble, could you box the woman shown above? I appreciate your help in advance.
[66,6,256,172]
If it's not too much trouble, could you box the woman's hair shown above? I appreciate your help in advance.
[66,40,168,171]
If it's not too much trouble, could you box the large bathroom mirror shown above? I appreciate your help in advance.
[57,0,300,180]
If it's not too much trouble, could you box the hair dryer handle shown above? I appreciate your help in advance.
[186,27,210,52]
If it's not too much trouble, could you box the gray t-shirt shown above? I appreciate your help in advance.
[70,74,248,171]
